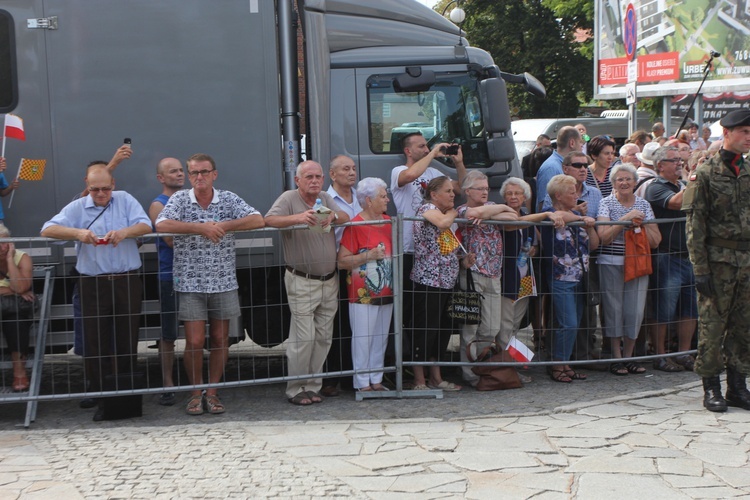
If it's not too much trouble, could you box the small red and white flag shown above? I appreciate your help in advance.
[507,336,534,363]
[3,114,25,141]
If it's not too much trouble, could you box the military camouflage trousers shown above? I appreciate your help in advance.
[694,262,750,377]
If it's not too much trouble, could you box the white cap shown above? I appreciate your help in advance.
[636,142,660,166]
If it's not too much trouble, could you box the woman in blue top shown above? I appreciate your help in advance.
[541,175,599,383]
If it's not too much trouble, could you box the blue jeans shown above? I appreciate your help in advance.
[654,253,697,323]
[552,280,583,361]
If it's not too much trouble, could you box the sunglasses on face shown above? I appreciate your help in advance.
[565,162,589,169]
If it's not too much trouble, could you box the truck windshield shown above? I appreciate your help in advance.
[367,72,490,168]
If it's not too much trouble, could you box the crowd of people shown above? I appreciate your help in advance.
[2,109,750,419]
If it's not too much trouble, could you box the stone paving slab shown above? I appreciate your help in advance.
[2,373,750,498]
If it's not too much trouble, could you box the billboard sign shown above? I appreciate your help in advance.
[595,0,750,99]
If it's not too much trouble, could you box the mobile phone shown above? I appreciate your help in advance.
[577,199,585,205]
[123,137,132,145]
[445,144,460,155]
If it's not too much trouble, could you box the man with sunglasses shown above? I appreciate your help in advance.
[541,151,602,218]
[684,109,750,413]
[646,146,696,373]
[156,153,264,415]
[41,165,152,421]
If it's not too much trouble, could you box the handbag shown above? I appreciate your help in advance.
[467,340,522,391]
[446,268,483,325]
[624,227,652,282]
[0,294,38,316]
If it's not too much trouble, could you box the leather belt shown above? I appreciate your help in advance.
[285,266,336,281]
[706,237,750,251]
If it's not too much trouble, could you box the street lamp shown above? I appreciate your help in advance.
[442,0,466,24]
[441,0,466,46]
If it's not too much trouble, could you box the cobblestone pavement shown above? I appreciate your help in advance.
[2,369,750,499]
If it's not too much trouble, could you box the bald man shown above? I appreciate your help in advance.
[149,158,186,406]
[42,166,152,421]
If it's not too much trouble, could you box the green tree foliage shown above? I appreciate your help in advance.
[461,0,592,118]
[542,0,594,59]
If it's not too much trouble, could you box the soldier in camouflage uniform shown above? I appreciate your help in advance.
[682,109,750,413]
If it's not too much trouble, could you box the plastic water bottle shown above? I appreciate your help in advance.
[517,237,533,276]
[313,198,323,212]
[376,242,385,266]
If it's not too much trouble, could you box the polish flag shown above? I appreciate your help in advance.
[507,336,534,363]
[4,114,25,141]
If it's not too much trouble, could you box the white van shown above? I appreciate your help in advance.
[511,111,680,160]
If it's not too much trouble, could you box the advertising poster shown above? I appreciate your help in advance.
[595,0,750,98]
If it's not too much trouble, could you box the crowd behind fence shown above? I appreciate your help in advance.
[0,216,698,423]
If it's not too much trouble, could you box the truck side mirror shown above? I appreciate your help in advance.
[486,134,517,163]
[479,78,511,134]
[393,67,436,93]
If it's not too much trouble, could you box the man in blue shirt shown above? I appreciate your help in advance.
[536,127,583,212]
[148,157,185,406]
[41,165,152,421]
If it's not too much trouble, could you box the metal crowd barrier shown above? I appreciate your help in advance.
[0,216,699,425]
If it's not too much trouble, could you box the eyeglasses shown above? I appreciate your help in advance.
[88,186,113,193]
[614,178,633,183]
[468,187,490,192]
[188,169,215,177]
[566,162,589,169]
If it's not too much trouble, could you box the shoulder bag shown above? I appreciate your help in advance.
[624,226,652,282]
[446,268,483,325]
[467,340,522,391]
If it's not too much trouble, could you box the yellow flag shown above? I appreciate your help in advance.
[437,228,460,255]
[18,159,46,181]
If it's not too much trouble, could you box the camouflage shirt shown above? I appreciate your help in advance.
[682,150,750,275]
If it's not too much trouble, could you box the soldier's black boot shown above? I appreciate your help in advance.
[702,376,727,412]
[725,367,750,410]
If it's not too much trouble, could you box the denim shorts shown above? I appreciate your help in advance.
[177,290,241,321]
[653,253,697,323]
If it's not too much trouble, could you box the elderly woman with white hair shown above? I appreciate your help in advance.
[337,177,393,392]
[455,170,517,387]
[0,225,35,392]
[498,177,565,351]
[596,163,661,376]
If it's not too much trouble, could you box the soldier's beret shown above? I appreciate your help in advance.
[720,109,750,128]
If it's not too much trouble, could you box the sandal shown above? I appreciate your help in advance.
[412,384,429,390]
[203,394,225,414]
[624,362,646,374]
[357,386,373,392]
[371,384,388,391]
[305,391,323,403]
[288,392,313,406]
[429,381,462,391]
[673,355,695,371]
[550,368,572,383]
[185,395,204,416]
[653,358,684,372]
[609,363,629,376]
[564,369,587,380]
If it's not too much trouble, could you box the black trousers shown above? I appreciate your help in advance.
[80,273,142,392]
[410,282,452,362]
